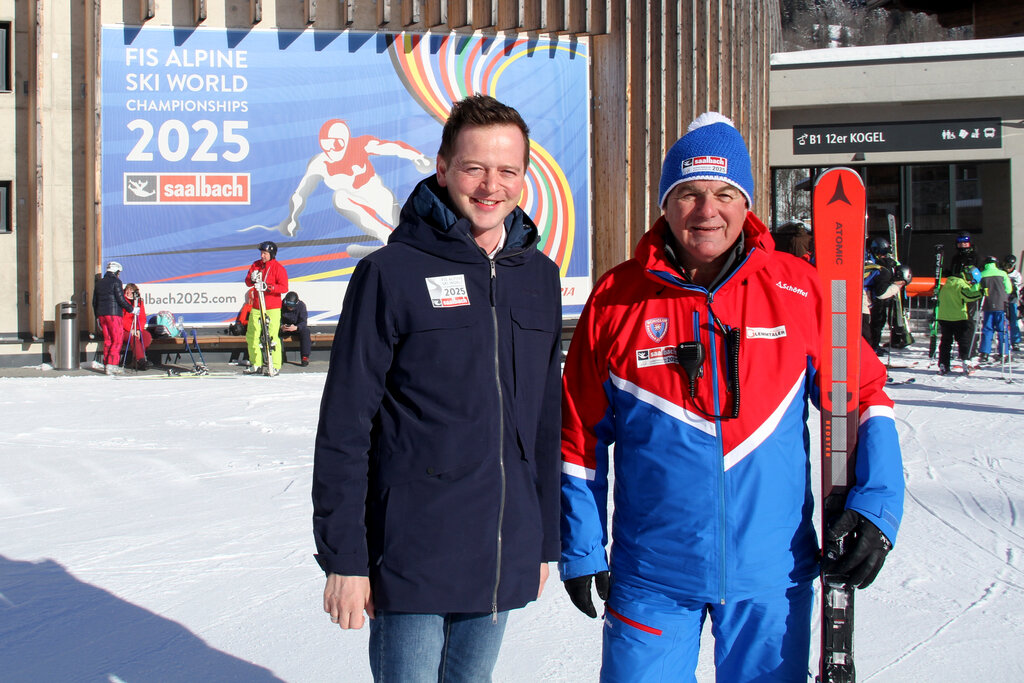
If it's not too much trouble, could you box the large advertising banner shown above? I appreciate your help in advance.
[101,27,592,325]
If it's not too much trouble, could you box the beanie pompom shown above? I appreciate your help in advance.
[687,112,736,133]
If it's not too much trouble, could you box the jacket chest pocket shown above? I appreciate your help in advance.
[509,307,557,460]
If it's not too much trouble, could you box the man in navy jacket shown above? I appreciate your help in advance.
[312,95,562,681]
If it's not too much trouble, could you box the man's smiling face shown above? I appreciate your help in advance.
[436,124,527,241]
[663,180,749,279]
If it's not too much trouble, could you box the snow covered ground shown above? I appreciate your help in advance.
[2,343,1023,681]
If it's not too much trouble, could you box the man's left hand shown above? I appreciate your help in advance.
[563,570,610,618]
[823,509,892,589]
[538,563,549,599]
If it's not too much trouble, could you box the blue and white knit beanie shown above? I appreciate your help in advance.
[658,112,754,208]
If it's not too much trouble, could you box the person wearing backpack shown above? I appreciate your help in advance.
[92,261,133,375]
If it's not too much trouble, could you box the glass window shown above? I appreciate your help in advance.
[0,181,9,233]
[953,163,982,231]
[770,167,812,230]
[864,164,900,237]
[0,23,8,92]
[909,164,951,233]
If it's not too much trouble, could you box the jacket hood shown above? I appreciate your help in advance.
[389,176,541,265]
[635,211,775,290]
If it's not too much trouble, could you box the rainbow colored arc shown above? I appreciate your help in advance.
[389,33,583,276]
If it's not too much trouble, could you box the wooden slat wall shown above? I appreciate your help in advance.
[592,0,780,277]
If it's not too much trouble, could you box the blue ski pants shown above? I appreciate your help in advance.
[600,579,813,683]
[981,310,1007,356]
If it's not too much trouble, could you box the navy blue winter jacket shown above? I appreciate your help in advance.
[280,300,308,328]
[92,272,132,317]
[312,176,563,614]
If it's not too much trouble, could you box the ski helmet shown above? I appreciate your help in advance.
[956,232,972,248]
[1002,254,1017,269]
[106,261,123,274]
[258,241,278,259]
[896,264,912,282]
[283,291,299,308]
[868,236,891,257]
[984,255,998,266]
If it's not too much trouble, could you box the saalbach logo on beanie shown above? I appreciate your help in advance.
[658,112,754,209]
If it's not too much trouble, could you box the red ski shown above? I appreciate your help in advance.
[812,167,866,683]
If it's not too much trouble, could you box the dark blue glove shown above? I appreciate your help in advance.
[824,509,892,589]
[563,570,610,618]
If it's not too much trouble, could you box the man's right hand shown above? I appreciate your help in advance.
[563,570,610,618]
[323,573,374,629]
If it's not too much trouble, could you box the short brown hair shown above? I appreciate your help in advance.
[438,95,531,168]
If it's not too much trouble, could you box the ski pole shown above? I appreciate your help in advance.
[191,328,208,370]
[179,322,201,372]
[138,311,147,366]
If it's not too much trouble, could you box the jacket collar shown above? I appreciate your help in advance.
[636,212,774,293]
[390,176,540,265]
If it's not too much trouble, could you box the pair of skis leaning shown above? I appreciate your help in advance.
[251,271,278,377]
[812,168,868,683]
[886,214,914,352]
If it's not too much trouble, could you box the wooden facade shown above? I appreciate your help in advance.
[116,0,780,279]
[6,0,780,343]
[213,0,781,278]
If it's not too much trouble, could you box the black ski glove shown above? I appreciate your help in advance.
[563,570,610,618]
[823,509,893,589]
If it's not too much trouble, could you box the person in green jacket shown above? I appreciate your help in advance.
[937,265,984,375]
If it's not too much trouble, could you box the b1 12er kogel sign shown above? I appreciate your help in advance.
[792,118,1001,155]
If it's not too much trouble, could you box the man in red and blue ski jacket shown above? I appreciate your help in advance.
[559,113,904,682]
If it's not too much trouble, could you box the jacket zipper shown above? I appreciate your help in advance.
[705,292,728,606]
[490,257,507,622]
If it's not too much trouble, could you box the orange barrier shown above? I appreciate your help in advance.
[906,277,941,298]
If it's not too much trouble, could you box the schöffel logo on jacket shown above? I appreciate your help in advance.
[775,280,809,297]
[425,274,470,308]
[746,325,787,340]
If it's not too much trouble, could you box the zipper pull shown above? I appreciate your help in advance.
[490,260,496,279]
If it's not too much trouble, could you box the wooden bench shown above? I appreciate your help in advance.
[146,330,336,364]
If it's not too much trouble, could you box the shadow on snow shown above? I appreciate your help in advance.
[0,554,282,681]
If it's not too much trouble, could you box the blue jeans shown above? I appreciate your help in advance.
[368,610,508,683]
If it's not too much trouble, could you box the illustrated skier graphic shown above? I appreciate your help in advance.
[558,113,904,682]
[274,119,433,250]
